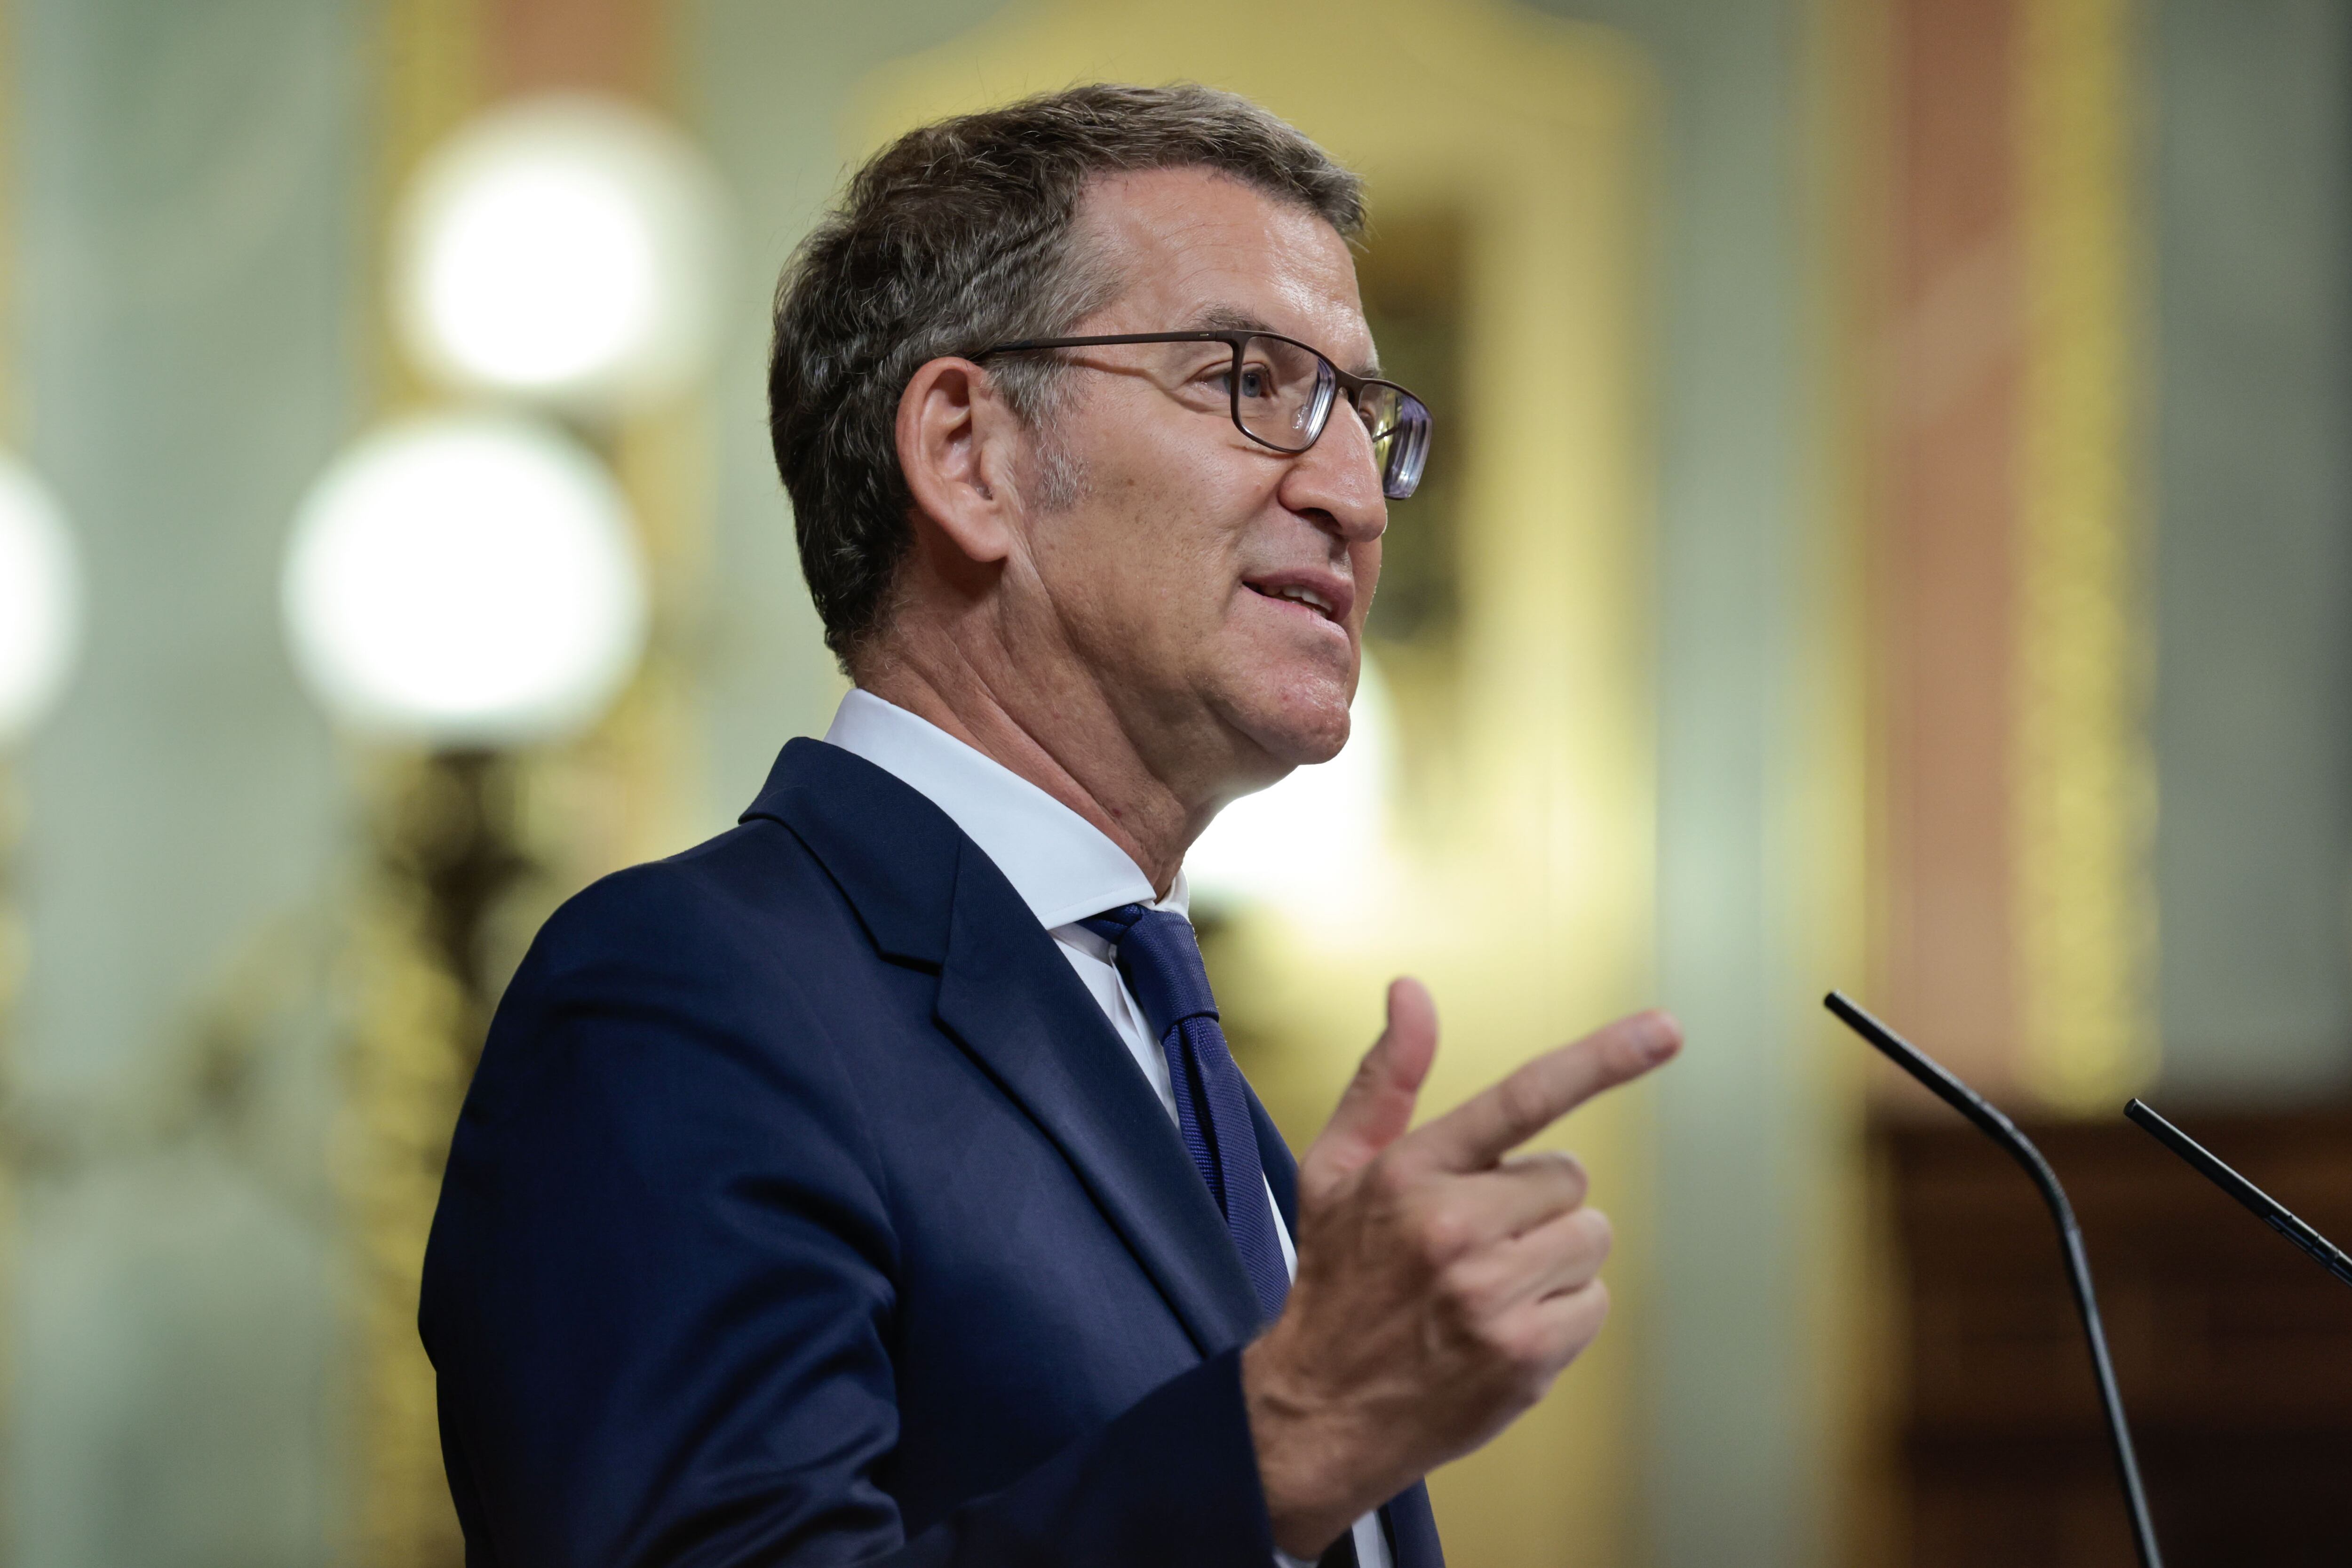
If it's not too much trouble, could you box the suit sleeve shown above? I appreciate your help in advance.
[419,862,1279,1568]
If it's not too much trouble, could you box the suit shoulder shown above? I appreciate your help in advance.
[462,817,887,1137]
[528,816,849,979]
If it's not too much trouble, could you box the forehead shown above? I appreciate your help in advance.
[1071,166,1371,370]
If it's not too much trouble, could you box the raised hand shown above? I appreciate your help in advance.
[1242,979,1682,1558]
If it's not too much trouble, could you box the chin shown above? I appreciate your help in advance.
[1231,673,1353,771]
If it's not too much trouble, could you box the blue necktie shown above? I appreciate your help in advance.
[1083,904,1291,1321]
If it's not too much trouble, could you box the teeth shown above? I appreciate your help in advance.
[1271,584,1333,615]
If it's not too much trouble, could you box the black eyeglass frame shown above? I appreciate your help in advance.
[970,330,1431,501]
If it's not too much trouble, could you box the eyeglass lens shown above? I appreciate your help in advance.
[1356,382,1431,501]
[1231,334,1430,501]
[1229,335,1336,454]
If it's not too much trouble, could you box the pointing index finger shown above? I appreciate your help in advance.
[1403,1011,1681,1174]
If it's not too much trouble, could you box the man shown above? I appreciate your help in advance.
[422,83,1680,1567]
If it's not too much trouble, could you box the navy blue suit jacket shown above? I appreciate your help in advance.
[421,739,1445,1567]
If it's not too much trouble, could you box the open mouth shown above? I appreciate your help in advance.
[1245,580,1343,623]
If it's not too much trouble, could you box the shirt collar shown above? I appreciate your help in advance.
[821,688,1189,931]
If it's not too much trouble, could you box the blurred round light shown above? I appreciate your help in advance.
[282,413,647,746]
[0,453,82,746]
[1186,653,1398,916]
[393,92,729,410]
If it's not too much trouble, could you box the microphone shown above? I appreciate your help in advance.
[2125,1097,2352,1289]
[1823,990,2163,1568]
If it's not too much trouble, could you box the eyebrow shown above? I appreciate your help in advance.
[1184,304,1382,379]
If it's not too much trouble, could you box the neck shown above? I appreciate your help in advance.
[854,635,1205,899]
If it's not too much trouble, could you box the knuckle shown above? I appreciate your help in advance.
[1542,1280,1615,1361]
[1581,1279,1614,1333]
[1295,1150,1340,1202]
[1491,1313,1560,1372]
[1417,1202,1478,1266]
[1525,1285,1609,1374]
[1439,1257,1503,1321]
[1576,1206,1615,1261]
[1519,1149,1589,1202]
[1493,1068,1550,1139]
[1569,1280,1613,1341]
[1367,1153,1417,1205]
[1294,1177,1340,1227]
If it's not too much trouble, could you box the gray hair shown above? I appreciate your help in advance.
[766,82,1367,666]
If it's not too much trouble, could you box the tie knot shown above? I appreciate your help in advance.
[1081,905,1219,1034]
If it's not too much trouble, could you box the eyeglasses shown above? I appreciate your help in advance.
[972,331,1432,501]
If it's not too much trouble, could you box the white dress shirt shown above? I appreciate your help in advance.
[823,689,1390,1568]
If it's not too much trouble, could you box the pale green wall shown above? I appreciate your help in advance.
[2151,0,2352,1101]
[10,1,362,1564]
[1512,3,1825,1566]
[684,0,1012,832]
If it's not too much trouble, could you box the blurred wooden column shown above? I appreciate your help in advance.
[1878,0,2026,1088]
[2008,0,2151,1110]
[352,5,676,1568]
[1856,0,2156,1560]
[346,16,485,1568]
[1871,0,2152,1110]
[489,0,662,97]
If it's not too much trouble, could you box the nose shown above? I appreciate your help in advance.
[1279,399,1388,547]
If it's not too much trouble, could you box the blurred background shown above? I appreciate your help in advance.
[0,0,2346,1564]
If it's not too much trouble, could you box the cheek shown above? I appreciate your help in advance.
[1025,386,1298,661]
[1024,488,1229,661]
[1069,445,1261,626]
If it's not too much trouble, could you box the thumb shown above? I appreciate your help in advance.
[1305,977,1438,1191]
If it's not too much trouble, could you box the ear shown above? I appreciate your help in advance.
[896,357,1022,568]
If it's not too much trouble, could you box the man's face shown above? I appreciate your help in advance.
[1006,167,1388,804]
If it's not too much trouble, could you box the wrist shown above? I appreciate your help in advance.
[1242,1332,1371,1559]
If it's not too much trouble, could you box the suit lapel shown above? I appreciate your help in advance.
[758,741,1443,1558]
[933,836,1266,1357]
[751,739,1265,1358]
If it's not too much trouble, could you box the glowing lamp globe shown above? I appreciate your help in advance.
[1185,653,1398,917]
[282,414,647,747]
[0,453,82,746]
[392,92,729,410]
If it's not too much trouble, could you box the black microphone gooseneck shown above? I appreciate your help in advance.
[1823,990,2163,1568]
